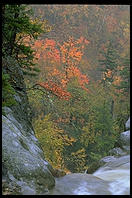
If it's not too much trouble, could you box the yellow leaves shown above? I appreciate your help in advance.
[123,26,130,38]
[120,21,130,38]
[71,148,86,157]
[70,148,87,172]
[30,18,51,33]
[120,21,125,26]
[16,33,31,46]
[63,135,76,146]
[33,114,74,168]
[80,113,100,147]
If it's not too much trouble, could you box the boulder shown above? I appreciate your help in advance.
[99,156,117,166]
[122,145,130,154]
[2,108,55,195]
[109,147,127,157]
[47,173,111,195]
[119,130,130,146]
[125,117,130,129]
[102,155,130,170]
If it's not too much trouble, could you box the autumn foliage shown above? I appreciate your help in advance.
[36,81,71,100]
[31,36,90,99]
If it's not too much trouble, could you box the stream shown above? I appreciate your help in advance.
[44,154,130,195]
[93,155,130,195]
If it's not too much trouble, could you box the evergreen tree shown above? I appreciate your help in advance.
[2,72,16,108]
[2,4,49,108]
[117,56,130,95]
[99,41,119,86]
[2,4,48,76]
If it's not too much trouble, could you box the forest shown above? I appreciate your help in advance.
[2,4,130,174]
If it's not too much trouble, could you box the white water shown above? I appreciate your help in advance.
[73,181,92,195]
[47,155,130,195]
[93,158,130,195]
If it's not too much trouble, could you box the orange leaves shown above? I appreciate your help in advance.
[59,36,89,66]
[77,36,84,44]
[37,81,71,100]
[34,40,43,48]
[66,66,89,89]
[35,53,41,59]
[52,68,61,76]
[104,69,112,78]
[74,51,83,61]
[32,36,90,100]
[69,49,83,61]
[56,36,90,91]
[76,36,90,45]
[60,37,83,64]
[113,76,122,86]
[45,38,56,47]
[61,79,68,88]
[32,38,61,63]
[84,39,90,44]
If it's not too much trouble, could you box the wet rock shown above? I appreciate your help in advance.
[122,146,130,153]
[119,130,130,146]
[125,117,130,129]
[102,155,130,169]
[47,173,111,195]
[109,147,127,157]
[2,108,55,195]
[99,156,117,166]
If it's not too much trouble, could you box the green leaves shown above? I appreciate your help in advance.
[99,41,119,84]
[2,4,48,77]
[33,114,75,169]
[2,72,16,108]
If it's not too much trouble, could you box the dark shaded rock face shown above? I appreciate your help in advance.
[2,58,55,195]
[3,56,33,133]
[51,168,66,178]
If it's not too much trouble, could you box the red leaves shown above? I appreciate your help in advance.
[45,38,56,47]
[34,40,42,48]
[32,36,90,99]
[32,38,61,63]
[36,81,71,100]
[76,36,90,45]
[66,66,89,89]
[59,36,87,65]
